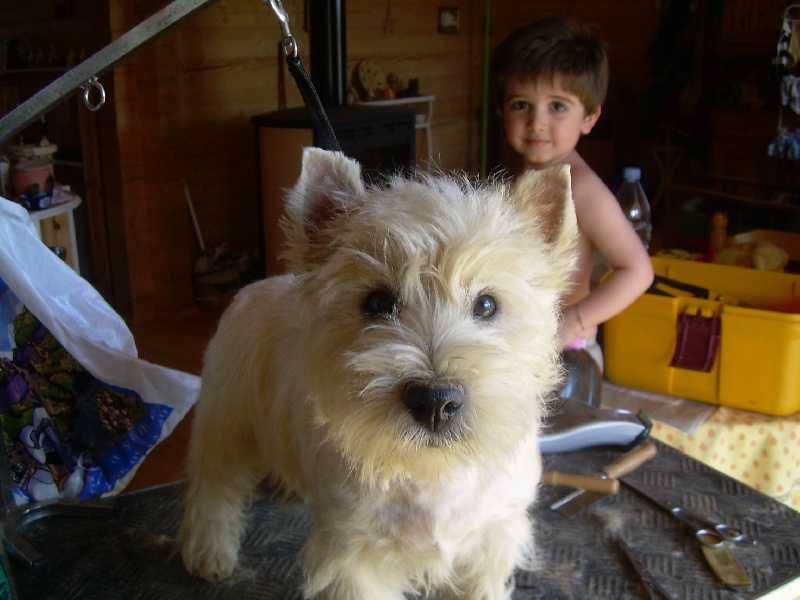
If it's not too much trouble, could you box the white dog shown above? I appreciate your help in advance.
[178,148,577,599]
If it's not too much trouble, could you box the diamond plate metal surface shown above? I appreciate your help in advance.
[7,441,799,599]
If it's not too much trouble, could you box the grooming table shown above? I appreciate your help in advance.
[5,441,800,599]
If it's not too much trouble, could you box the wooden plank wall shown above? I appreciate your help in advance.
[108,0,289,322]
[4,0,662,322]
[109,0,662,322]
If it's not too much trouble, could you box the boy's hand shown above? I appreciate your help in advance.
[558,303,596,349]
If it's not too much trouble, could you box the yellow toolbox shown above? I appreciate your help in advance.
[603,257,800,416]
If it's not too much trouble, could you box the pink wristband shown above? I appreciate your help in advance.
[566,335,587,350]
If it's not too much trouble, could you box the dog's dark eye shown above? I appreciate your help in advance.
[364,290,397,317]
[473,294,498,320]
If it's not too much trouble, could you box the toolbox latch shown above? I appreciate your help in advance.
[670,308,720,372]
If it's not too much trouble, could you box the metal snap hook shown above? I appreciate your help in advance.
[80,77,106,112]
[266,0,298,57]
[268,0,289,29]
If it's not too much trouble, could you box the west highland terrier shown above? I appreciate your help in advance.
[178,148,578,599]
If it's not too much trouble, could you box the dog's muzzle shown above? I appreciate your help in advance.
[402,379,465,433]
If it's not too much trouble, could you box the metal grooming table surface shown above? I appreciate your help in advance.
[6,441,800,599]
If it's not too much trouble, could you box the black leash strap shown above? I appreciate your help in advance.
[269,0,341,153]
[285,54,342,152]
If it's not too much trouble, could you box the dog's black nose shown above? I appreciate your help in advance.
[403,380,464,433]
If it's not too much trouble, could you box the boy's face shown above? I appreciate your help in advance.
[499,75,600,170]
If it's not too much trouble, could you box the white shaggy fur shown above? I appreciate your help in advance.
[178,148,578,599]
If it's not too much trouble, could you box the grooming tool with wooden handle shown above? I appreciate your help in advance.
[550,441,657,517]
[542,471,620,494]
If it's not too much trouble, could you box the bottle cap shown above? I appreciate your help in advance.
[623,167,641,181]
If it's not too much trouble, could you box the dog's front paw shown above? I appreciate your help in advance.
[179,526,239,581]
[178,512,241,581]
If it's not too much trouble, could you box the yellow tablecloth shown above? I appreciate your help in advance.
[652,407,800,512]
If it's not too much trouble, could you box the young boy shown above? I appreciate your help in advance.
[491,17,654,370]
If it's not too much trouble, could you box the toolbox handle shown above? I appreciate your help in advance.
[670,307,721,372]
[647,275,710,299]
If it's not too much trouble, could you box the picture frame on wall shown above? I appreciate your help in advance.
[438,7,460,34]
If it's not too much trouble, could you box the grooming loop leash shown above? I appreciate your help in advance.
[266,0,341,152]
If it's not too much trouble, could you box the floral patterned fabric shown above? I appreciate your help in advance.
[0,288,175,504]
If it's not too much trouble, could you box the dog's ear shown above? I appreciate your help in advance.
[509,165,577,252]
[282,148,365,270]
[294,147,365,233]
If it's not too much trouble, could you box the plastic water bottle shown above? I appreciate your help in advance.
[615,166,651,250]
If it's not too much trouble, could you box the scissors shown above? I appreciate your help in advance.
[621,478,758,547]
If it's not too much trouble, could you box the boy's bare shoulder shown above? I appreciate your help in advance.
[566,153,617,210]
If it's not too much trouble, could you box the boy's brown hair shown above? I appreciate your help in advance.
[491,17,609,115]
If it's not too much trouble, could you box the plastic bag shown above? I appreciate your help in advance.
[0,197,201,505]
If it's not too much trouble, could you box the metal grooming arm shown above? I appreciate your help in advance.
[0,0,221,145]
